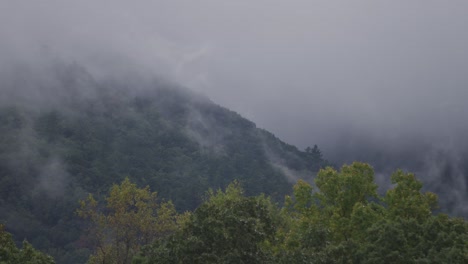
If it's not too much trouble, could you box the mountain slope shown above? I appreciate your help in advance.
[0,64,328,262]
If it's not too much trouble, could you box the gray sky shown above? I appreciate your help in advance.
[2,0,468,153]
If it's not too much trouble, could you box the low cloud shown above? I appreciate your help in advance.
[36,157,69,198]
[1,1,468,216]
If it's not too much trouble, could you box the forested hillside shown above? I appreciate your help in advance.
[1,64,466,264]
[0,65,329,262]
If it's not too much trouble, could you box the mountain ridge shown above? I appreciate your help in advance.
[0,64,328,262]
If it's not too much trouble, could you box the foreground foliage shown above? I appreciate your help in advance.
[134,181,281,263]
[77,178,181,264]
[16,162,464,263]
[133,162,467,263]
[278,163,467,263]
[0,224,55,264]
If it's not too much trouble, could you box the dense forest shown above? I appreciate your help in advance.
[0,66,329,263]
[3,0,468,261]
[0,65,467,263]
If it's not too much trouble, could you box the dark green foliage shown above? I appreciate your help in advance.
[358,215,468,263]
[135,165,467,263]
[134,182,281,264]
[280,163,468,263]
[77,178,180,264]
[0,224,55,264]
[0,80,325,262]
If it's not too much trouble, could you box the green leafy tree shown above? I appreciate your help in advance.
[278,164,381,263]
[77,178,179,264]
[135,163,468,264]
[355,170,467,263]
[280,163,467,263]
[135,181,282,264]
[385,170,438,221]
[314,162,380,246]
[357,215,468,263]
[277,180,329,263]
[0,224,55,264]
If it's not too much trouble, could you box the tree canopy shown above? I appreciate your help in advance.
[135,162,467,263]
[77,178,181,264]
[134,181,281,264]
[0,224,55,264]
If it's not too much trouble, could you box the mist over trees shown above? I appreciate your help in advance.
[0,62,466,263]
[2,1,468,262]
[0,64,330,262]
[326,132,468,219]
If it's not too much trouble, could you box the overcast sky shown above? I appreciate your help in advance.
[2,0,468,155]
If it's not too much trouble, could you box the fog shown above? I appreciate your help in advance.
[1,1,468,214]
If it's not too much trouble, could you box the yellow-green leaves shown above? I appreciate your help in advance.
[279,162,467,263]
[315,162,378,217]
[291,180,314,215]
[386,170,438,221]
[77,178,180,264]
[138,182,281,264]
